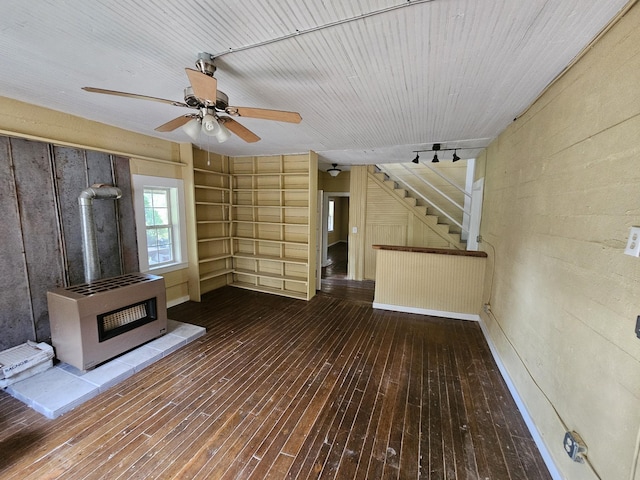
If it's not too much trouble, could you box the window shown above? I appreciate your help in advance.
[132,175,188,274]
[328,199,335,232]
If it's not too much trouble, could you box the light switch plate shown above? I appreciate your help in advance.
[624,227,640,257]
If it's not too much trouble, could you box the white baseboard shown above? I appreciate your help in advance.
[167,295,190,308]
[477,318,561,480]
[372,302,481,322]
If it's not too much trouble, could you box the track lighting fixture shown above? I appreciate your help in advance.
[411,143,484,163]
[327,163,342,177]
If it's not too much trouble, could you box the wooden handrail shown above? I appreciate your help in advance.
[372,244,487,258]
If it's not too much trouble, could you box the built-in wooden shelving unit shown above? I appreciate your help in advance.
[192,153,233,296]
[230,153,317,300]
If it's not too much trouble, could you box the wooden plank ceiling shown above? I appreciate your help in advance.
[0,0,630,168]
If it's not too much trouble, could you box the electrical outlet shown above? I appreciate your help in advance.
[483,303,491,314]
[635,316,640,339]
[476,235,483,243]
[564,431,587,463]
[624,227,640,257]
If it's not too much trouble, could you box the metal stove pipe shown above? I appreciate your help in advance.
[78,184,122,284]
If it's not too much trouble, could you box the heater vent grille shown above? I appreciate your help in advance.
[102,304,147,332]
[65,274,155,296]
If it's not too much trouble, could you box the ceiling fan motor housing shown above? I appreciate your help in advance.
[183,86,229,111]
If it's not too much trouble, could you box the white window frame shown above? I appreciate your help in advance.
[328,198,335,232]
[131,174,188,274]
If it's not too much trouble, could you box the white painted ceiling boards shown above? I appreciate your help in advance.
[0,1,631,168]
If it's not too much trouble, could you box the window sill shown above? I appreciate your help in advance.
[145,261,189,275]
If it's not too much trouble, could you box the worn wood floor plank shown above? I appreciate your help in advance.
[0,265,551,480]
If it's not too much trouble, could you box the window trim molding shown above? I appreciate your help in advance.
[131,174,188,274]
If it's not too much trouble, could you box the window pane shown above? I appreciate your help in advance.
[146,229,158,248]
[152,191,167,207]
[156,227,171,246]
[328,199,335,232]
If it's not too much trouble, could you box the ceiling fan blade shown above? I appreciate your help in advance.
[219,117,261,143]
[155,115,195,132]
[185,68,217,104]
[225,106,302,124]
[82,87,187,107]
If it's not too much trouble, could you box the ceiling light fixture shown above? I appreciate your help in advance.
[411,143,485,163]
[327,164,342,177]
[183,109,232,143]
[182,118,202,140]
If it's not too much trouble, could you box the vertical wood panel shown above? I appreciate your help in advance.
[374,249,486,316]
[52,145,86,285]
[12,138,65,342]
[86,150,122,279]
[0,136,34,349]
[113,156,139,274]
[348,166,368,280]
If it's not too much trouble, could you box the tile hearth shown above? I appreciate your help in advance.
[3,319,205,419]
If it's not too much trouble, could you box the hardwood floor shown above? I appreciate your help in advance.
[0,276,550,479]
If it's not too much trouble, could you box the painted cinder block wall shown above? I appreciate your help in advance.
[476,4,640,479]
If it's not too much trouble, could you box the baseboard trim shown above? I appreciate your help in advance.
[477,318,561,480]
[372,302,481,322]
[167,295,190,308]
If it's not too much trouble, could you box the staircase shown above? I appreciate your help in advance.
[369,165,467,250]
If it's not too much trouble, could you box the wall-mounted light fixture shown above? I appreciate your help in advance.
[411,143,484,163]
[327,163,342,177]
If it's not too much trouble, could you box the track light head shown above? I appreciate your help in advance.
[412,153,420,164]
[452,150,460,162]
[432,153,439,163]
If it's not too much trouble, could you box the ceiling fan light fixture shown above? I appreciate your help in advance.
[215,121,231,143]
[201,113,221,136]
[182,118,201,140]
[327,164,341,177]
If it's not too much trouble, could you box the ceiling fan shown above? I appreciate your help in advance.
[82,52,302,143]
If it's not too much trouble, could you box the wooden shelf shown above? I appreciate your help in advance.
[232,204,308,209]
[195,185,231,191]
[194,168,231,176]
[233,236,307,246]
[233,188,308,193]
[232,220,308,227]
[233,252,308,265]
[232,172,308,177]
[196,201,230,206]
[199,254,233,264]
[229,281,308,300]
[233,268,307,284]
[199,236,232,243]
[200,268,234,281]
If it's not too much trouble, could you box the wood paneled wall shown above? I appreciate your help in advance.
[0,135,137,350]
[373,248,486,319]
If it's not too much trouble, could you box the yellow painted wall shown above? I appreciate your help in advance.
[478,4,640,479]
[318,170,350,192]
